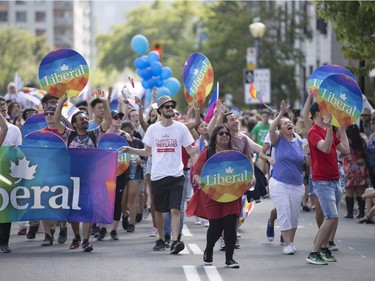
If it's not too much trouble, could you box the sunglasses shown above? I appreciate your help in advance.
[217,131,230,136]
[44,112,54,116]
[78,116,88,122]
[163,104,176,110]
[113,115,122,120]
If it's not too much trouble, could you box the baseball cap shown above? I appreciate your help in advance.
[44,106,56,112]
[309,102,320,119]
[111,110,124,118]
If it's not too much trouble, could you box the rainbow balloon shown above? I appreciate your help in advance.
[317,73,363,127]
[39,48,89,98]
[183,53,214,99]
[21,113,47,137]
[308,64,356,97]
[200,151,253,203]
[22,131,66,148]
[98,133,130,175]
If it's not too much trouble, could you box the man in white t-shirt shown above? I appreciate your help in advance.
[122,95,197,254]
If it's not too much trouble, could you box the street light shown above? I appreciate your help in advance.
[249,21,266,67]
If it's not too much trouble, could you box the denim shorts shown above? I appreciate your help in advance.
[313,180,341,218]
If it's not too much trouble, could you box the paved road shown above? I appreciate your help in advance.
[1,198,374,281]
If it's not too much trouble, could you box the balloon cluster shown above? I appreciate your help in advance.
[131,34,180,102]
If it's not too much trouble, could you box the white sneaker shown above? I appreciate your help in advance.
[149,227,158,237]
[203,220,209,227]
[290,243,297,253]
[282,244,294,255]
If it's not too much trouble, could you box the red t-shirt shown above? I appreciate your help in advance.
[308,124,341,181]
[41,126,61,136]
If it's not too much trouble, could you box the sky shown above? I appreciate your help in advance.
[93,0,153,34]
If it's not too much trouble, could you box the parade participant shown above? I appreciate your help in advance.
[342,124,369,219]
[122,96,197,254]
[38,106,71,246]
[306,103,350,265]
[0,97,22,253]
[191,125,241,268]
[54,90,111,252]
[96,111,132,240]
[88,98,105,130]
[120,121,145,234]
[268,101,305,255]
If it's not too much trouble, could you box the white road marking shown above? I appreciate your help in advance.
[361,255,367,258]
[204,266,223,281]
[188,244,203,255]
[183,265,201,281]
[348,247,354,250]
[183,224,193,236]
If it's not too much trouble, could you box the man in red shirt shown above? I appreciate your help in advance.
[306,103,349,265]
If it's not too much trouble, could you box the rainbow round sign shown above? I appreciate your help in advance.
[308,64,356,97]
[39,48,89,98]
[200,151,253,203]
[317,73,363,127]
[98,133,130,176]
[183,53,214,100]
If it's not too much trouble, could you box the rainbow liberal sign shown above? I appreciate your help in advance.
[38,48,89,98]
[200,151,253,203]
[317,73,363,127]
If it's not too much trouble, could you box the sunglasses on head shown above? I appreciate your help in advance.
[113,115,122,120]
[44,112,54,116]
[163,104,175,110]
[217,131,230,136]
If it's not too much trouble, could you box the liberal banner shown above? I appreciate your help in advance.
[0,146,117,224]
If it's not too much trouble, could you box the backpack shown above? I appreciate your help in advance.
[67,130,97,148]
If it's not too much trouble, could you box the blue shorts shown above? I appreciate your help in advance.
[313,180,341,219]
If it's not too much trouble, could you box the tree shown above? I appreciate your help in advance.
[315,1,375,96]
[0,27,50,94]
[96,1,308,108]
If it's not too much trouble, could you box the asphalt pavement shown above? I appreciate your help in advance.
[1,197,374,281]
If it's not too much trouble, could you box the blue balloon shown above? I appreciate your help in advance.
[160,67,172,80]
[134,56,149,70]
[151,61,162,76]
[147,51,160,63]
[131,34,149,55]
[141,79,151,89]
[156,87,172,98]
[138,67,152,80]
[163,77,181,96]
[155,77,163,87]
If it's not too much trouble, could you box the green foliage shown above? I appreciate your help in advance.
[0,27,51,93]
[96,1,309,108]
[315,1,375,74]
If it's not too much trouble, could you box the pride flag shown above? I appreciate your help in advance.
[249,81,263,103]
[62,101,79,119]
[204,81,219,123]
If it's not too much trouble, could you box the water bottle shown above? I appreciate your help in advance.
[129,155,138,180]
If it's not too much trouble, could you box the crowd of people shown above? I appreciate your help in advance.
[0,81,374,269]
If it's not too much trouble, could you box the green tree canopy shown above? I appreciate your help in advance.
[315,1,375,76]
[0,27,50,94]
[96,1,308,108]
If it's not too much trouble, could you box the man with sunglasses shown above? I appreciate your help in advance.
[122,95,197,254]
[53,90,112,252]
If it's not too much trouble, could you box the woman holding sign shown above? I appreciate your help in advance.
[191,125,241,269]
[269,100,305,255]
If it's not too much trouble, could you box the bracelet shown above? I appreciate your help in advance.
[123,100,129,104]
[194,107,200,111]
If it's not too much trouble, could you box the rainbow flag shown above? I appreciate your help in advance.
[21,87,47,105]
[249,81,263,103]
[204,81,219,123]
[62,101,79,119]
